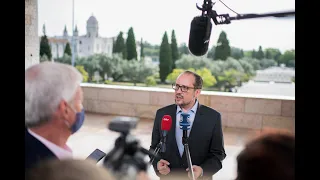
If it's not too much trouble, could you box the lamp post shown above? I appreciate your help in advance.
[71,0,75,66]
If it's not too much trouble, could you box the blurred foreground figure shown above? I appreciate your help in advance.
[236,131,295,180]
[25,62,85,170]
[25,159,115,180]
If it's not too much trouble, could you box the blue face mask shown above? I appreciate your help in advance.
[71,108,85,134]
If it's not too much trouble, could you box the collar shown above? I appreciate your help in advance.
[176,99,199,114]
[27,129,73,159]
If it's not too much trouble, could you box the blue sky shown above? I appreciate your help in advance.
[38,0,295,53]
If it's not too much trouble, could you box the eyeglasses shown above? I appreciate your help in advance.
[172,83,196,92]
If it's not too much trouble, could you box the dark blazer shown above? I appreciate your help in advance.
[25,128,58,170]
[149,104,226,180]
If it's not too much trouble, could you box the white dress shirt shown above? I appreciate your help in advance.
[175,100,199,157]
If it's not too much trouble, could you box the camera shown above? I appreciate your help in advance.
[103,116,158,180]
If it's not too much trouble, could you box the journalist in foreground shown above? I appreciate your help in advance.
[149,70,226,180]
[236,131,294,180]
[25,62,85,170]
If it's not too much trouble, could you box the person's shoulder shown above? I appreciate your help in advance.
[157,104,176,113]
[199,104,220,116]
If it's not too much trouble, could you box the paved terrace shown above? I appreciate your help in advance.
[66,84,295,180]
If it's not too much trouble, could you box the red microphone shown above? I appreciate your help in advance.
[160,115,172,153]
[149,115,173,164]
[161,115,172,136]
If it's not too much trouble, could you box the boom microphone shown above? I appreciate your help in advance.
[160,115,172,153]
[188,15,212,56]
[188,0,295,56]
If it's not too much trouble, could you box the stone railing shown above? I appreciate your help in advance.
[82,83,295,133]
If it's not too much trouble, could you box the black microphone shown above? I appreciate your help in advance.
[188,0,295,56]
[188,15,212,56]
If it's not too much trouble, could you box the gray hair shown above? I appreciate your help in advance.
[25,62,83,127]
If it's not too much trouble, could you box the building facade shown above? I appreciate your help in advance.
[48,15,114,59]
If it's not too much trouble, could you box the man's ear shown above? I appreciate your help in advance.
[57,100,70,120]
[195,89,201,98]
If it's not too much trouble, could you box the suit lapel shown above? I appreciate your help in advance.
[169,104,182,159]
[188,103,203,141]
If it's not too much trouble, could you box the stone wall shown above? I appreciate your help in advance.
[82,84,295,133]
[25,0,39,69]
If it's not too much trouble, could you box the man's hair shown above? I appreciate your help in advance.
[236,132,295,180]
[25,159,115,180]
[182,70,203,89]
[25,62,83,127]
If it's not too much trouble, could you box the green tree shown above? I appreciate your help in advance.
[64,42,72,56]
[76,65,89,82]
[113,32,127,59]
[252,49,256,59]
[56,54,71,64]
[40,24,52,60]
[166,69,185,83]
[214,31,231,60]
[240,49,244,58]
[159,31,173,83]
[264,48,282,62]
[122,59,156,86]
[178,43,189,56]
[207,46,215,60]
[279,50,295,66]
[40,54,49,62]
[79,55,102,82]
[145,76,157,86]
[175,55,213,71]
[218,69,244,92]
[171,30,179,70]
[260,59,277,69]
[231,47,243,60]
[265,49,272,59]
[126,27,138,60]
[140,38,144,59]
[195,68,217,88]
[256,46,264,60]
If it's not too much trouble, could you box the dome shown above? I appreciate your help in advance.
[87,15,98,25]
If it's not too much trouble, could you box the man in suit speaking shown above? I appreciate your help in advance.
[25,62,85,170]
[150,70,226,180]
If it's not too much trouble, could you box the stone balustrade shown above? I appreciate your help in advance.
[82,83,295,133]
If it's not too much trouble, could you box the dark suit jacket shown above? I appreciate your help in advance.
[25,128,58,170]
[149,104,226,180]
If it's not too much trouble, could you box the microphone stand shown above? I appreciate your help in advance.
[180,113,195,180]
[196,0,295,25]
[149,132,167,164]
[149,141,162,164]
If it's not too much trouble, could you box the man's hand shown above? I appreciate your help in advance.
[186,165,203,179]
[157,159,170,175]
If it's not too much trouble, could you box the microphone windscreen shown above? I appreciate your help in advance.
[188,15,212,56]
[161,115,172,131]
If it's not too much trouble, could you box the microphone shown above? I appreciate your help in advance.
[188,15,212,56]
[179,113,191,144]
[149,115,172,164]
[179,113,195,180]
[160,115,172,153]
[188,0,295,56]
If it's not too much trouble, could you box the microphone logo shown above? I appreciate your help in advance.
[163,117,169,121]
[179,113,191,131]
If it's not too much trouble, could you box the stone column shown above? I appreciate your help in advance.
[25,0,39,69]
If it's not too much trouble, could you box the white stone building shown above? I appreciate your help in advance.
[236,65,295,97]
[48,15,115,59]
